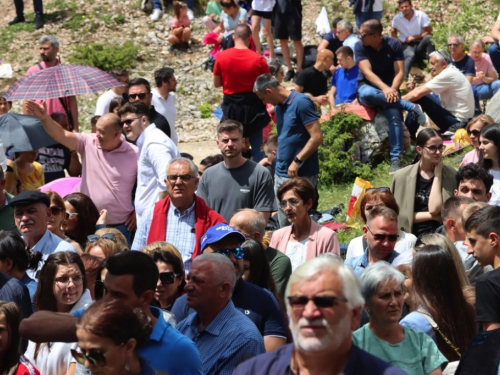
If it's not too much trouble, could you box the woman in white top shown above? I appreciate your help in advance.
[479,123,500,205]
[460,114,494,167]
[25,251,93,375]
[346,187,417,259]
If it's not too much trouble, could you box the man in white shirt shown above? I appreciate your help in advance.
[391,0,434,85]
[95,69,129,116]
[152,67,178,145]
[118,102,180,227]
[402,50,475,138]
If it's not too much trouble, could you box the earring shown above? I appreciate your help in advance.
[125,361,130,371]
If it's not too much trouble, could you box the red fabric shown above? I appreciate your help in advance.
[322,222,346,232]
[147,195,226,259]
[213,48,270,95]
[16,359,41,375]
[320,104,377,122]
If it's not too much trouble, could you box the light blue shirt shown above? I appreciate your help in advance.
[221,7,247,34]
[344,33,360,59]
[345,248,400,278]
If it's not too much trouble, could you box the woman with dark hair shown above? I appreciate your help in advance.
[400,245,476,363]
[392,128,456,237]
[478,123,500,205]
[198,154,224,177]
[108,97,126,114]
[0,301,40,374]
[270,178,339,272]
[74,299,155,375]
[242,239,278,291]
[25,251,92,375]
[346,188,417,258]
[45,191,82,253]
[460,114,494,167]
[62,193,100,249]
[79,253,104,301]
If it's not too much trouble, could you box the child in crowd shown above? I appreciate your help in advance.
[108,97,126,115]
[5,151,45,195]
[90,115,100,133]
[258,134,277,183]
[203,0,222,31]
[168,1,192,53]
[0,92,12,115]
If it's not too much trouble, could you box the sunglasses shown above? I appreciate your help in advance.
[467,129,481,137]
[121,116,141,126]
[424,144,445,153]
[159,271,180,285]
[128,93,148,100]
[360,32,375,39]
[215,247,245,259]
[50,206,64,215]
[65,212,79,220]
[166,174,195,183]
[366,226,399,242]
[287,295,348,308]
[366,187,390,193]
[279,198,302,209]
[88,233,116,243]
[71,344,124,367]
[447,43,460,47]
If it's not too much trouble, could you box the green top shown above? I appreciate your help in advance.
[353,324,448,375]
[205,1,222,23]
[266,246,292,300]
[0,192,20,235]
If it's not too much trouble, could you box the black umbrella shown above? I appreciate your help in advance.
[0,113,58,152]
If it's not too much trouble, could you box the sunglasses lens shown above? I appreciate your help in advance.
[102,233,116,240]
[288,296,308,306]
[232,247,245,259]
[87,235,99,243]
[89,352,106,367]
[160,272,175,284]
[71,350,85,365]
[313,296,335,308]
[387,236,399,242]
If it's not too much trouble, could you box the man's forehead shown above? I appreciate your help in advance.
[291,271,343,294]
[168,161,191,173]
[14,202,43,211]
[129,85,148,93]
[460,178,486,189]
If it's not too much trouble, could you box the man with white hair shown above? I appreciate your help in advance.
[233,257,406,374]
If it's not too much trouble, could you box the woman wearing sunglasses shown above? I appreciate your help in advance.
[270,178,340,272]
[353,262,447,375]
[391,128,456,237]
[84,235,124,259]
[25,251,93,375]
[460,115,494,167]
[478,123,500,206]
[63,193,100,250]
[94,227,129,252]
[74,298,155,375]
[346,188,417,259]
[45,191,82,253]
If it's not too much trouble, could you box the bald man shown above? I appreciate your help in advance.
[295,49,334,105]
[25,102,138,245]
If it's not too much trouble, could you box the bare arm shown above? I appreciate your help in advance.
[402,84,432,102]
[317,40,329,51]
[465,75,473,83]
[390,27,398,39]
[68,152,81,177]
[329,86,337,108]
[428,367,442,375]
[288,121,323,178]
[264,336,286,352]
[427,162,444,216]
[295,84,304,93]
[492,20,500,42]
[392,60,405,91]
[406,25,432,42]
[213,75,223,88]
[413,212,441,223]
[484,322,500,331]
[68,96,79,133]
[20,311,78,342]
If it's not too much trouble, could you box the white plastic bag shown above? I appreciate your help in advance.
[0,64,13,79]
[315,7,331,36]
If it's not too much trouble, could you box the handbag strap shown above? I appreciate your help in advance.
[417,310,461,358]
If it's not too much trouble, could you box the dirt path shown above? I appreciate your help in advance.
[177,140,219,165]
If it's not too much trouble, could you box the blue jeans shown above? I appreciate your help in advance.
[249,130,264,162]
[354,11,382,29]
[474,81,500,100]
[111,224,133,247]
[489,43,500,76]
[358,84,413,160]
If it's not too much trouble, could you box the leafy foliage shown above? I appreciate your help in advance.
[69,42,140,71]
[198,102,213,119]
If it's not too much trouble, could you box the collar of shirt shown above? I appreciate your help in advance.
[187,300,238,336]
[281,90,298,106]
[136,123,158,150]
[361,247,400,268]
[30,230,53,252]
[171,199,196,218]
[149,306,167,342]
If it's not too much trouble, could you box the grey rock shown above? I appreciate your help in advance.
[358,111,390,163]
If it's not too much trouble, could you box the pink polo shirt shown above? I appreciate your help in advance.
[469,53,497,86]
[75,133,138,224]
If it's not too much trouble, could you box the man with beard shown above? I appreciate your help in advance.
[233,256,406,374]
[197,120,276,223]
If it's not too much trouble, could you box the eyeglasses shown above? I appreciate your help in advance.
[71,344,124,367]
[215,247,245,259]
[366,226,399,242]
[120,117,141,126]
[467,129,481,137]
[128,93,148,100]
[424,144,445,153]
[166,174,195,183]
[65,212,79,220]
[447,43,460,48]
[50,206,64,215]
[87,233,116,243]
[159,271,180,284]
[360,32,375,39]
[54,275,84,287]
[366,187,390,193]
[287,295,348,308]
[279,198,302,209]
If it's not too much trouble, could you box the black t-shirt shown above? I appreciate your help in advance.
[37,144,72,183]
[412,173,440,237]
[150,105,171,138]
[295,67,328,96]
[476,267,500,331]
[451,55,475,77]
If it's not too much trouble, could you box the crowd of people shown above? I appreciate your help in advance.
[3,0,500,373]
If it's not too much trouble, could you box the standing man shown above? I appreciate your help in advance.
[448,34,475,83]
[95,69,129,116]
[350,0,383,29]
[254,74,323,227]
[294,49,334,106]
[26,36,79,132]
[9,0,44,29]
[197,120,276,224]
[469,40,500,100]
[391,0,434,85]
[118,102,179,228]
[214,24,271,161]
[152,67,179,145]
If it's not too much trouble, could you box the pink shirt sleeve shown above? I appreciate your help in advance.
[171,17,180,29]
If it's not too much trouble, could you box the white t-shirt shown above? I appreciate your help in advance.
[425,64,475,121]
[251,0,276,12]
[346,230,417,259]
[391,9,431,42]
[152,89,178,145]
[94,89,121,116]
[489,169,500,206]
[286,238,309,272]
[361,0,383,12]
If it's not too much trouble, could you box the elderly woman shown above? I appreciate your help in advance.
[353,262,447,375]
[346,188,417,259]
[270,178,340,272]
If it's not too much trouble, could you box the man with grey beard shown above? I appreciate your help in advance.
[233,257,406,374]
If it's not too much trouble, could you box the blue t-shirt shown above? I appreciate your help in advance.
[355,36,404,87]
[451,54,475,77]
[332,65,360,104]
[274,90,319,178]
[0,273,32,319]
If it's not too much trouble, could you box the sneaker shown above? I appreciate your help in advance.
[389,159,401,175]
[169,45,179,52]
[284,69,295,82]
[141,0,153,12]
[187,8,194,20]
[9,16,25,26]
[412,104,427,126]
[151,8,162,21]
[35,15,44,29]
[182,43,193,53]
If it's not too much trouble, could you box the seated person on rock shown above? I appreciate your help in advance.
[469,40,500,100]
[295,49,334,106]
[168,1,192,52]
[335,20,360,59]
[448,34,475,83]
[317,17,343,68]
[328,46,359,107]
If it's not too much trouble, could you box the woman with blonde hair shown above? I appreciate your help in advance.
[460,114,494,167]
[93,227,129,252]
[84,238,123,259]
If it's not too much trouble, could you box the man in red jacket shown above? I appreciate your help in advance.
[132,157,226,271]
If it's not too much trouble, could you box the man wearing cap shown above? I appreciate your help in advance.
[11,191,75,278]
[172,223,288,352]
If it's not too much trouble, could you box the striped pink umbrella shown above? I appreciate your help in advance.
[5,64,124,101]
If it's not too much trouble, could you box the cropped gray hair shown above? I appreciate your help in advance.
[166,157,198,178]
[448,34,464,45]
[429,50,451,63]
[254,74,280,94]
[194,253,237,295]
[285,257,365,311]
[358,261,405,303]
[337,20,354,34]
[38,35,59,49]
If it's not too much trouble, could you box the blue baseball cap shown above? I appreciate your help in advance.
[201,223,246,251]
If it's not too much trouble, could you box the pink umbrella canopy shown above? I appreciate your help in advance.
[38,177,81,198]
[5,64,124,101]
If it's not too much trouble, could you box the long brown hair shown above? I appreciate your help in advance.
[63,193,99,247]
[0,302,22,371]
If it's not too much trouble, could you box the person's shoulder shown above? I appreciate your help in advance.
[385,36,402,47]
[478,266,500,284]
[322,31,335,41]
[233,344,293,374]
[351,345,407,374]
[344,255,362,268]
[392,12,404,22]
[392,163,416,179]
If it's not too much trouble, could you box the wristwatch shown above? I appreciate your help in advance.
[293,156,302,164]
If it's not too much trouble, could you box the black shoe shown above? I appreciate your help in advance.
[284,69,295,82]
[35,15,44,29]
[9,16,25,26]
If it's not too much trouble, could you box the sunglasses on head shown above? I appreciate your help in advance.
[366,187,390,193]
[65,212,79,220]
[87,233,116,243]
[71,344,124,367]
[159,271,180,285]
[366,226,399,242]
[215,247,245,259]
[128,93,148,100]
[287,295,348,308]
[467,129,481,137]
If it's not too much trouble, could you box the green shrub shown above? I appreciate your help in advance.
[198,102,212,119]
[318,110,373,187]
[69,42,140,71]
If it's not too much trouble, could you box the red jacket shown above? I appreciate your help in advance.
[147,195,226,259]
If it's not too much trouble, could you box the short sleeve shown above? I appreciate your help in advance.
[426,69,453,95]
[252,167,277,212]
[295,70,308,87]
[393,40,404,61]
[239,8,248,21]
[476,272,500,324]
[464,58,476,76]
[419,331,448,374]
[331,69,340,87]
[74,133,88,156]
[171,17,180,29]
[322,32,334,43]
[355,42,367,63]
[421,12,431,27]
[296,96,319,127]
[497,11,500,20]
[262,291,287,337]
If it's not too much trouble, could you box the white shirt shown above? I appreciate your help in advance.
[286,238,308,272]
[391,9,431,42]
[361,0,382,12]
[346,230,417,259]
[489,169,500,206]
[152,89,178,145]
[425,64,475,121]
[94,89,121,116]
[135,124,180,226]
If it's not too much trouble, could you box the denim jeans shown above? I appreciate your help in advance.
[249,130,264,162]
[15,0,43,17]
[358,84,414,160]
[402,35,435,81]
[474,81,500,100]
[489,43,500,76]
[354,11,382,29]
[407,94,459,137]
